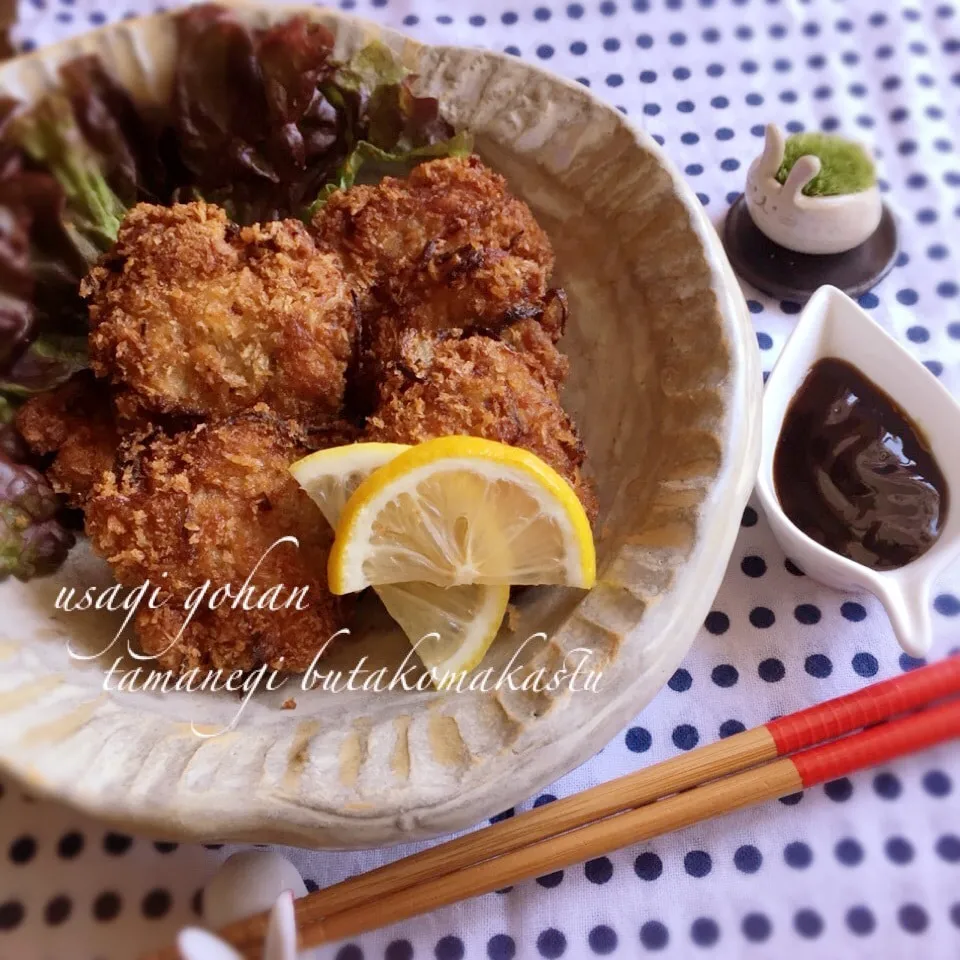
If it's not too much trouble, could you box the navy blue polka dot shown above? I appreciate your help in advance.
[794,909,824,939]
[677,99,695,113]
[705,611,730,635]
[923,770,952,797]
[734,845,762,873]
[585,857,613,884]
[588,926,617,955]
[606,74,623,87]
[634,852,663,881]
[536,870,564,889]
[874,772,902,799]
[852,652,878,677]
[703,27,720,42]
[899,904,928,934]
[435,936,465,960]
[720,158,740,171]
[846,906,876,936]
[924,360,944,377]
[900,653,927,671]
[841,601,867,622]
[937,835,960,862]
[711,96,730,109]
[796,605,822,626]
[859,292,880,309]
[673,724,699,751]
[756,332,773,350]
[707,64,724,78]
[536,44,554,59]
[487,934,515,960]
[490,808,515,824]
[784,841,813,869]
[804,654,832,678]
[643,103,660,116]
[758,657,784,682]
[668,668,693,692]
[336,947,362,960]
[533,793,556,808]
[681,132,700,145]
[836,837,864,865]
[567,3,584,17]
[741,914,771,942]
[636,33,653,48]
[785,559,805,576]
[751,609,776,630]
[741,59,758,74]
[683,850,712,878]
[935,593,960,615]
[626,727,652,753]
[885,836,914,864]
[640,70,657,83]
[711,664,738,688]
[690,918,719,947]
[386,940,413,960]
[570,41,587,54]
[536,928,566,958]
[825,778,853,802]
[639,921,669,950]
[938,281,959,298]
[719,719,746,738]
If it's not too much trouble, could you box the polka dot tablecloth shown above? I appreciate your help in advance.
[5,0,960,958]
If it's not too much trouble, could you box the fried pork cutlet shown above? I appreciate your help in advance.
[15,371,121,507]
[82,202,357,424]
[315,155,568,410]
[85,410,347,674]
[311,155,555,294]
[365,330,597,521]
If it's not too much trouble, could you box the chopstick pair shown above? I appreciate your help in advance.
[149,656,960,960]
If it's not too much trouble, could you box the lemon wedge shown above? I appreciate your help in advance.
[290,443,510,678]
[327,436,596,595]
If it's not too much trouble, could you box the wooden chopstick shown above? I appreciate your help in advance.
[147,656,960,960]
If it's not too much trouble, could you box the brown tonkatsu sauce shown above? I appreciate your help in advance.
[774,358,947,571]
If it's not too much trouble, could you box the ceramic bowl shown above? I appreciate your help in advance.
[0,3,761,847]
[745,125,882,255]
[757,285,960,658]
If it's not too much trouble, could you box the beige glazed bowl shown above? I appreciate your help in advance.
[0,4,761,848]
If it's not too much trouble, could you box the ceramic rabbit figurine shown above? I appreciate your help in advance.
[177,851,310,960]
[178,892,297,960]
[745,124,882,255]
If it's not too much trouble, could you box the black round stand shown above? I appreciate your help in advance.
[722,194,899,304]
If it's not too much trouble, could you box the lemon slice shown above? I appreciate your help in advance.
[290,443,510,678]
[328,436,596,595]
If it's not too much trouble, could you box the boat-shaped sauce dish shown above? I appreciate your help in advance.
[757,285,960,657]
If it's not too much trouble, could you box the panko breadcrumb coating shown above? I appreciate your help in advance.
[84,410,347,674]
[365,330,596,521]
[316,156,567,410]
[15,372,121,506]
[82,202,358,423]
[311,155,555,294]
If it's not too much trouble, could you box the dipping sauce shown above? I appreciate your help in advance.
[774,357,948,571]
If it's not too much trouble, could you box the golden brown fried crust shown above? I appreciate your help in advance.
[312,155,555,295]
[365,331,596,521]
[82,202,357,423]
[85,409,347,673]
[15,372,121,506]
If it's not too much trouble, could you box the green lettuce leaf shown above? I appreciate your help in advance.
[306,130,473,217]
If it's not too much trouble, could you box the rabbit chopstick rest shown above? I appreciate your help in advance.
[744,124,882,255]
[723,123,898,302]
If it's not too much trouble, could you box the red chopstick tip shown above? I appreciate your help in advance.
[791,697,960,788]
[768,657,960,756]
